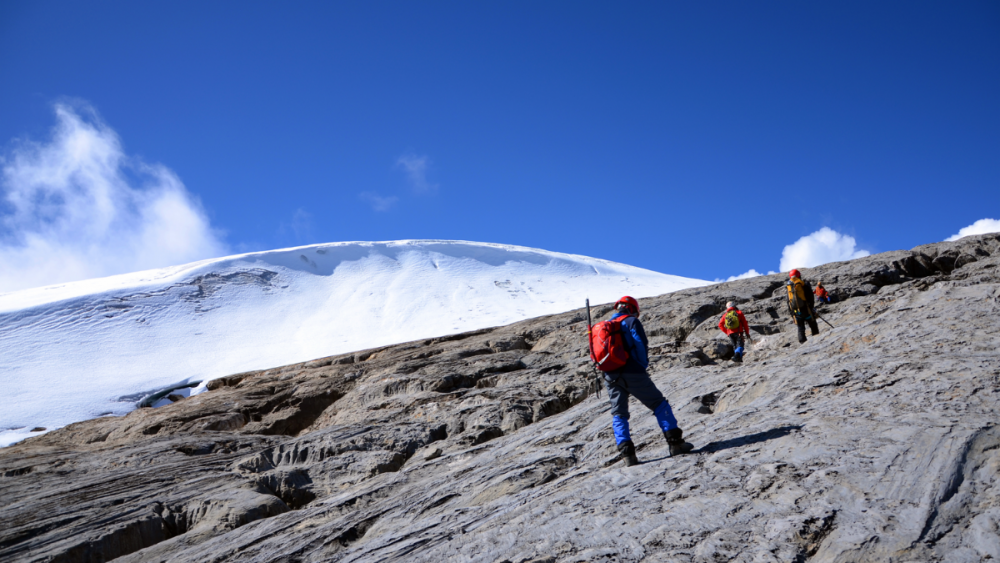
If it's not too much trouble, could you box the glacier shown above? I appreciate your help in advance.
[0,240,708,446]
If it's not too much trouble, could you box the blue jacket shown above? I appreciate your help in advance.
[609,312,649,374]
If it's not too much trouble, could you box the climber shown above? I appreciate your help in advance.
[814,281,832,304]
[718,301,752,362]
[601,296,694,467]
[786,269,820,343]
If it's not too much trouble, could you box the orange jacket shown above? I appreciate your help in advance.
[814,286,829,300]
[718,307,750,336]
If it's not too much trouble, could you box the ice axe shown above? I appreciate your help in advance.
[586,298,593,350]
[586,299,601,398]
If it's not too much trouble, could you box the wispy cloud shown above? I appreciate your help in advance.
[0,102,227,292]
[291,208,312,240]
[359,191,399,212]
[395,153,438,194]
[715,269,770,283]
[277,207,314,244]
[779,227,869,272]
[946,218,1000,241]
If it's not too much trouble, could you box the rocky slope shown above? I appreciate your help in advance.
[1,234,999,563]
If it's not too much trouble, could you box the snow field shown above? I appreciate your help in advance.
[0,240,708,446]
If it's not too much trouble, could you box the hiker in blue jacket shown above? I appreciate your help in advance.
[604,296,694,466]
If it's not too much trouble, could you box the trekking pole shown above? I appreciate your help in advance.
[586,299,601,398]
[812,307,835,329]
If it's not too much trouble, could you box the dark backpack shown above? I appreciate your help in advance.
[589,316,630,372]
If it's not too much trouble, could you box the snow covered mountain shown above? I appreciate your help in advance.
[0,240,708,446]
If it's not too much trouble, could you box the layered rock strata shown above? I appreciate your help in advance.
[1,234,999,562]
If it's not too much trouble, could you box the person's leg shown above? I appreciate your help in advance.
[797,318,807,343]
[728,333,743,362]
[612,414,633,449]
[605,377,631,441]
[653,400,678,432]
[623,371,694,456]
[658,398,693,456]
[622,371,667,414]
[604,376,638,466]
[808,318,820,336]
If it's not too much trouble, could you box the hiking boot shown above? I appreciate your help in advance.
[617,440,639,466]
[669,441,695,456]
[664,428,694,457]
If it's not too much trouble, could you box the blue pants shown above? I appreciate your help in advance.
[729,333,746,356]
[605,370,678,444]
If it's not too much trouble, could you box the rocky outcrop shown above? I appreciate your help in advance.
[1,234,999,562]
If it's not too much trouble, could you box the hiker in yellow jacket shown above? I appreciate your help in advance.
[786,269,820,343]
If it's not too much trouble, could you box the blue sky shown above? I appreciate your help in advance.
[0,1,997,288]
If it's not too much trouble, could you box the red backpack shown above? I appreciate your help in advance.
[589,316,631,372]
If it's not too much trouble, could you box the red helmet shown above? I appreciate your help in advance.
[789,269,801,279]
[614,296,639,315]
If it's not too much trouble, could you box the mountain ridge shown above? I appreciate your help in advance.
[0,239,707,446]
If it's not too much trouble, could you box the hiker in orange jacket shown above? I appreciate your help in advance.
[718,302,751,362]
[814,281,831,304]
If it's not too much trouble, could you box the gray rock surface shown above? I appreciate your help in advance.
[2,234,1000,562]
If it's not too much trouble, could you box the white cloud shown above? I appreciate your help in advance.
[359,191,398,212]
[714,268,779,283]
[779,227,869,272]
[945,218,1000,241]
[715,269,763,283]
[0,103,227,293]
[395,153,438,194]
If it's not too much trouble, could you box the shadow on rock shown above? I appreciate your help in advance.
[696,425,803,454]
